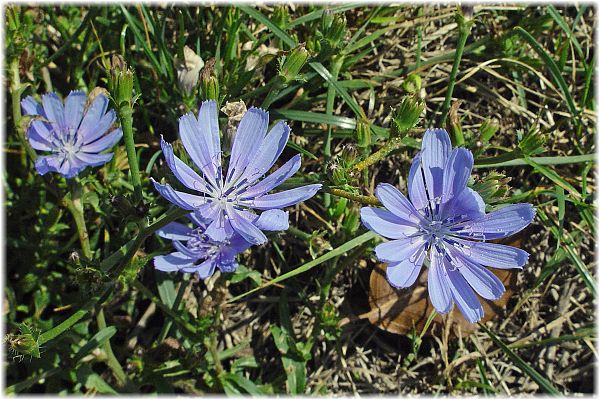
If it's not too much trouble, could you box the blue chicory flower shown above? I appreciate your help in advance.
[154,213,252,279]
[21,91,122,178]
[360,128,535,323]
[151,100,321,245]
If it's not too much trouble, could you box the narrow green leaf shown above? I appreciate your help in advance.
[73,326,117,363]
[227,231,377,303]
[38,309,89,345]
[523,157,582,201]
[479,323,561,395]
[514,26,578,119]
[271,109,356,129]
[309,61,366,119]
[238,5,296,48]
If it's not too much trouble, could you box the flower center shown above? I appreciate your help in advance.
[187,229,228,256]
[421,220,449,246]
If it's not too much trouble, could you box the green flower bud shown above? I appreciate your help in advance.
[391,95,425,136]
[107,54,135,108]
[322,11,346,48]
[402,73,422,94]
[480,119,500,142]
[340,143,358,167]
[471,171,511,204]
[518,128,547,156]
[6,324,41,359]
[279,44,310,83]
[356,118,371,148]
[328,161,347,186]
[200,58,219,101]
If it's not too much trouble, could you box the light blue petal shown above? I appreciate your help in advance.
[41,92,66,133]
[74,152,113,167]
[421,128,452,202]
[179,112,218,186]
[428,249,453,314]
[452,204,536,240]
[226,205,267,245]
[64,90,87,131]
[237,121,290,185]
[407,154,428,212]
[440,187,484,222]
[241,154,301,199]
[78,95,109,141]
[181,258,217,279]
[249,184,321,210]
[80,109,116,144]
[197,100,221,178]
[385,244,426,288]
[441,148,473,204]
[448,238,529,269]
[27,123,54,151]
[154,252,195,272]
[457,257,505,301]
[81,128,122,153]
[156,222,192,241]
[446,266,484,323]
[21,96,44,116]
[226,107,269,185]
[375,183,423,224]
[151,178,207,210]
[374,236,426,262]
[255,209,289,231]
[160,137,213,193]
[360,207,419,239]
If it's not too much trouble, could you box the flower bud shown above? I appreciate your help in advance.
[321,11,346,48]
[471,171,511,204]
[340,143,358,167]
[390,95,425,136]
[518,128,547,156]
[356,118,371,148]
[480,119,500,142]
[280,44,310,83]
[200,58,219,101]
[107,54,135,108]
[402,73,422,94]
[328,161,347,186]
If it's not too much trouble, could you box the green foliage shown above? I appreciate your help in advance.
[4,4,595,395]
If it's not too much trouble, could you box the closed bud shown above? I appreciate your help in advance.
[322,11,346,48]
[107,54,135,108]
[280,44,310,83]
[273,5,289,28]
[356,118,371,148]
[518,128,547,156]
[201,58,219,101]
[480,119,500,142]
[471,171,511,204]
[340,143,358,167]
[391,95,425,136]
[328,161,347,186]
[402,73,422,94]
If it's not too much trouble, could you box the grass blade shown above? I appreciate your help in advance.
[514,26,578,120]
[227,231,377,303]
[309,61,366,119]
[271,109,357,129]
[479,323,561,395]
[238,5,296,48]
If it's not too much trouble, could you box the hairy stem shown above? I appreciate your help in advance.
[350,136,405,174]
[323,186,380,206]
[119,106,143,205]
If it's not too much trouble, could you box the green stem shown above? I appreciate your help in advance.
[65,180,130,390]
[323,186,380,206]
[350,135,405,174]
[119,105,143,205]
[9,58,37,163]
[261,76,285,109]
[324,55,345,208]
[439,12,473,132]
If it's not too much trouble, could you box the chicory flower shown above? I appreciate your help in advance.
[154,213,252,279]
[360,128,535,323]
[22,91,122,178]
[152,100,321,245]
